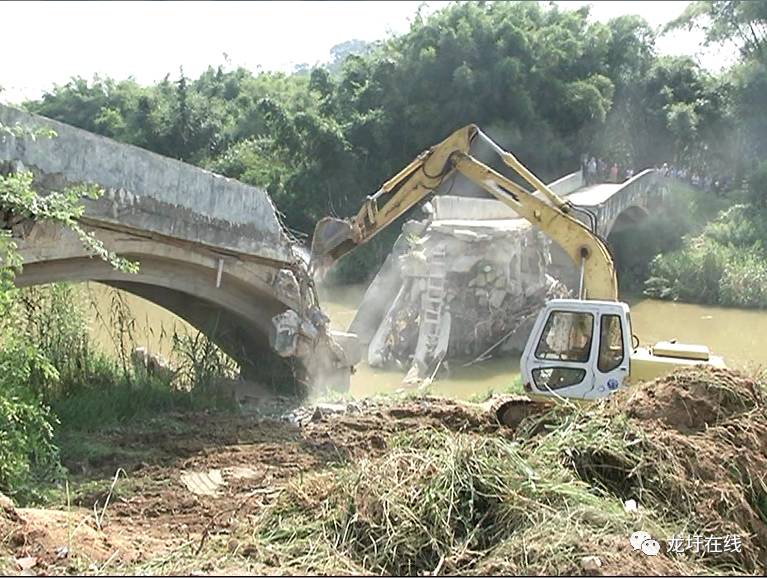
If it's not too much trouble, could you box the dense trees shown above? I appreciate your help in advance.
[22,1,767,282]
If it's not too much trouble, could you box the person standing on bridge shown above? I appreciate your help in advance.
[587,157,597,185]
[609,162,619,183]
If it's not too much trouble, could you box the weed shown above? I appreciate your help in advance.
[172,327,239,392]
[92,468,125,531]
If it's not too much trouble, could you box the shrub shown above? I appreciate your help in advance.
[0,340,60,499]
[646,202,767,308]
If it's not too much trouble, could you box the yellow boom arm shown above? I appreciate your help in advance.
[310,124,618,301]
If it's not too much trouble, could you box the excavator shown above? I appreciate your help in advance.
[310,124,724,403]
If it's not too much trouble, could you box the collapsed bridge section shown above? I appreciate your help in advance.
[350,168,666,384]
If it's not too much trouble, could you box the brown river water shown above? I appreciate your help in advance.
[83,282,767,400]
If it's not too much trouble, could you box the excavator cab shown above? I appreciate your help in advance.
[520,299,632,400]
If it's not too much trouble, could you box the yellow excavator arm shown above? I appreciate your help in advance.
[310,124,618,301]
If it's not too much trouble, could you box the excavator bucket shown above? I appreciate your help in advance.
[310,217,356,277]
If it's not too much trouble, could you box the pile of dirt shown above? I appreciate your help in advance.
[614,366,765,432]
[3,367,765,575]
[0,492,21,555]
[289,396,501,462]
[520,366,767,574]
[0,491,141,574]
[0,396,499,574]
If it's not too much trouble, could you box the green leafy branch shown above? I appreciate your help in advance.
[0,172,138,274]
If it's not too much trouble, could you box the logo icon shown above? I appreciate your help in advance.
[630,531,660,556]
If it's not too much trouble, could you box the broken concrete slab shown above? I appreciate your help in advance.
[180,470,225,497]
[350,194,573,383]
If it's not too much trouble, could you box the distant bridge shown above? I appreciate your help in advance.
[544,168,668,288]
[426,166,667,287]
[0,104,352,390]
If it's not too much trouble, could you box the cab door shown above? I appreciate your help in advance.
[592,312,631,397]
[522,308,597,399]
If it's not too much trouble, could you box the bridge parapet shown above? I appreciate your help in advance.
[549,169,584,196]
[594,169,665,237]
[0,104,292,263]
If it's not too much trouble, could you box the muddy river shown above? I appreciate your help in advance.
[83,282,767,400]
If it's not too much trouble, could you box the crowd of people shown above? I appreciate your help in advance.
[656,162,734,194]
[580,153,734,194]
[580,154,635,186]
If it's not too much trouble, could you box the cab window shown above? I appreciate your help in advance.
[532,367,587,390]
[598,314,625,373]
[535,311,594,363]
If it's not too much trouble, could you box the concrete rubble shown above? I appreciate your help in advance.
[350,195,571,385]
[269,270,361,393]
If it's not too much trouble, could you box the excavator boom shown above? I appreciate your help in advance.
[310,124,618,301]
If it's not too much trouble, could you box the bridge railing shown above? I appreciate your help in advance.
[597,168,665,237]
[0,103,293,263]
[549,169,584,196]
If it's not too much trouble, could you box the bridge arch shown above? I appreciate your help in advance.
[13,225,301,386]
[605,204,650,238]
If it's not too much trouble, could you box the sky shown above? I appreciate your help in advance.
[1,1,734,104]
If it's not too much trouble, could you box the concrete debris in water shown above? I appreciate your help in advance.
[351,195,571,383]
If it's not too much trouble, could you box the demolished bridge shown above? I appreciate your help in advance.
[0,103,357,393]
[348,165,666,385]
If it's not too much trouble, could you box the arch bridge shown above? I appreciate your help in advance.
[0,104,355,392]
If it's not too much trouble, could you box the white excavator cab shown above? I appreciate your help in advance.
[521,299,633,400]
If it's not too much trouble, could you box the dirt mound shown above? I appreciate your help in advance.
[0,490,140,574]
[298,396,499,457]
[0,492,22,562]
[520,366,767,573]
[613,366,765,432]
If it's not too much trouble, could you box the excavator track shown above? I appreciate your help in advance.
[488,395,555,429]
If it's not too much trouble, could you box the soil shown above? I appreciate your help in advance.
[603,367,767,573]
[0,397,498,575]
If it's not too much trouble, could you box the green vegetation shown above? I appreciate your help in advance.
[627,1,767,308]
[0,280,239,500]
[21,1,766,285]
[0,168,238,502]
[646,202,767,307]
[641,154,767,308]
[0,162,132,501]
[609,180,730,294]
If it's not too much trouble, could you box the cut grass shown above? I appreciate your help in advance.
[232,368,767,576]
[243,428,669,575]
